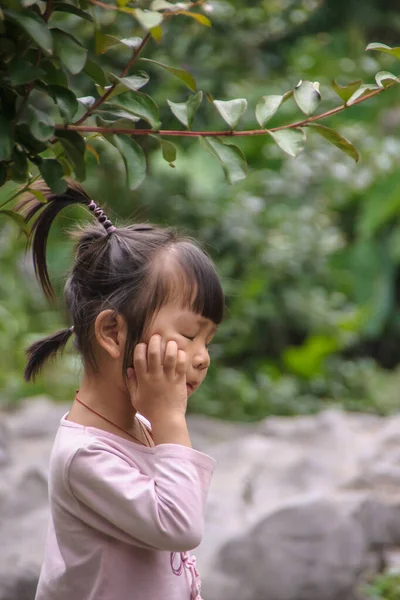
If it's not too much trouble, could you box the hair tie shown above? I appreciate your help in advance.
[87,200,116,235]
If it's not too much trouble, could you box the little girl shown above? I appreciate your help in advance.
[18,180,224,600]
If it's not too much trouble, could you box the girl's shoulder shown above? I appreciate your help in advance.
[51,412,156,477]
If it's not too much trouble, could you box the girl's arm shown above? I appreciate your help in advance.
[65,440,215,552]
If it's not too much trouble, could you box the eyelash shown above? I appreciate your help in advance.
[184,335,212,350]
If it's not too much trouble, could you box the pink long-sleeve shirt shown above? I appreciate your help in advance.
[35,411,216,600]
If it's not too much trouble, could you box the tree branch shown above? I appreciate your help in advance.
[60,85,388,138]
[74,33,152,126]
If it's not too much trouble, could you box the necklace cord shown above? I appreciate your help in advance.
[74,392,154,447]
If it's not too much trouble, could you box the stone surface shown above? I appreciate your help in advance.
[216,499,367,600]
[2,399,400,600]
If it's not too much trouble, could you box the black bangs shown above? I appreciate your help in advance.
[145,241,225,326]
[178,241,225,325]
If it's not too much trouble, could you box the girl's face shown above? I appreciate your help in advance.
[142,301,218,395]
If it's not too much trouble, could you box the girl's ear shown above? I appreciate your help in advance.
[94,310,127,359]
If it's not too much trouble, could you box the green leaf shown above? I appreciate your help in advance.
[5,10,53,55]
[283,335,340,378]
[140,58,196,91]
[151,0,179,9]
[134,9,163,30]
[95,32,121,54]
[107,72,150,97]
[161,139,177,165]
[55,130,86,181]
[150,25,163,42]
[213,98,247,129]
[26,105,55,141]
[58,155,73,177]
[294,80,321,116]
[84,58,108,87]
[108,92,161,130]
[48,85,78,122]
[11,147,28,183]
[110,134,146,190]
[375,71,400,88]
[96,116,137,130]
[178,11,211,27]
[268,128,306,158]
[366,42,400,59]
[347,84,380,105]
[52,28,87,74]
[0,210,30,237]
[77,95,95,107]
[95,109,140,123]
[200,137,247,184]
[331,79,362,103]
[5,56,44,85]
[41,59,68,86]
[86,143,100,164]
[27,187,47,203]
[167,91,202,129]
[39,158,67,193]
[255,95,283,127]
[120,37,143,48]
[52,2,93,21]
[308,124,359,163]
[0,115,13,160]
[15,124,48,154]
[282,90,294,103]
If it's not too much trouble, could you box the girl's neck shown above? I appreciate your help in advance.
[77,370,136,433]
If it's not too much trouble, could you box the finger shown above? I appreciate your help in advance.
[126,367,137,395]
[176,349,187,377]
[164,340,178,373]
[133,343,148,376]
[147,334,162,375]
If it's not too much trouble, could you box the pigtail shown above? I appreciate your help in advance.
[16,180,95,300]
[25,327,74,382]
[16,179,116,382]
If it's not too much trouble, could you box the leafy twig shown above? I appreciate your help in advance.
[74,33,152,126]
[61,85,388,137]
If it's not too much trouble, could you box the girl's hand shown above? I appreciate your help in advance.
[126,334,188,424]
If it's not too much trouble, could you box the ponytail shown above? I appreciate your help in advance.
[25,327,74,382]
[16,179,115,381]
[17,180,101,300]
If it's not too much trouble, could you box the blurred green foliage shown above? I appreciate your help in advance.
[2,0,400,420]
[364,573,400,600]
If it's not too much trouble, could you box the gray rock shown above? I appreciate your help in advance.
[5,396,69,439]
[0,506,48,600]
[0,419,11,467]
[216,499,367,600]
[354,498,400,549]
[1,466,48,519]
[3,401,400,600]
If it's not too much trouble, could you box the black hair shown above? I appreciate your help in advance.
[17,180,225,381]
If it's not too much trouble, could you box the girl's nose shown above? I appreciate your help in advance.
[193,350,210,370]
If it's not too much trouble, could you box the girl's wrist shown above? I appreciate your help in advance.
[151,414,191,447]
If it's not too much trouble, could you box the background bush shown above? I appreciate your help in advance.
[2,0,400,421]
